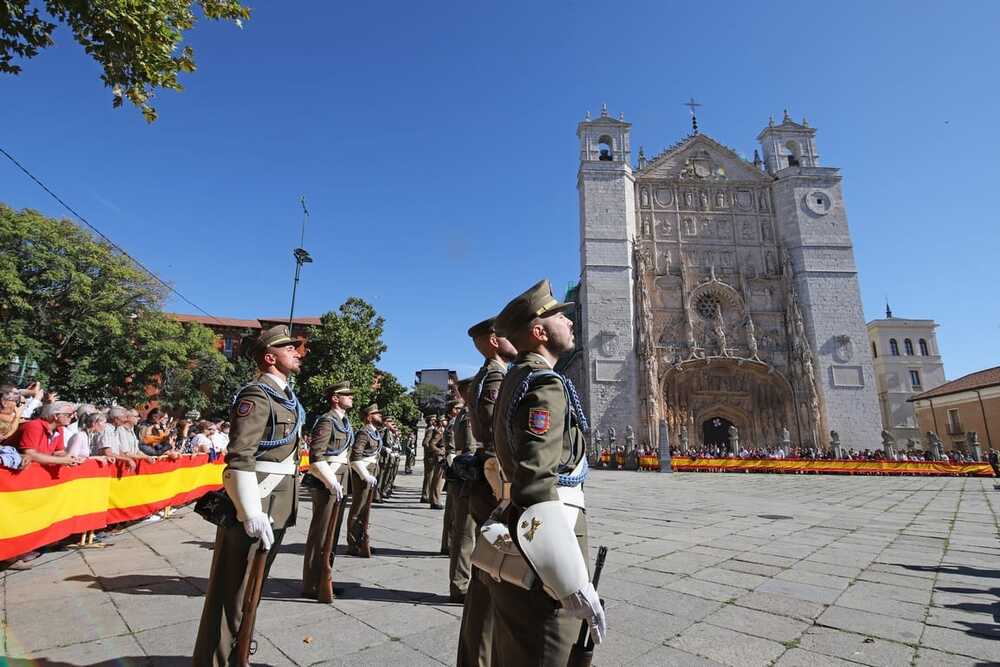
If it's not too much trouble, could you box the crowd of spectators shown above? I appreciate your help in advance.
[0,382,231,472]
[594,443,982,463]
[0,381,232,570]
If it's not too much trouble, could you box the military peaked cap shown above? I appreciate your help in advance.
[361,403,381,418]
[494,279,574,338]
[326,381,354,397]
[255,325,299,351]
[467,317,496,338]
[446,399,465,411]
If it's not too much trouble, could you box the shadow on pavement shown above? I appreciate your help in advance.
[4,658,282,666]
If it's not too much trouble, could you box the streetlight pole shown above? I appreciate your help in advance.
[288,197,313,331]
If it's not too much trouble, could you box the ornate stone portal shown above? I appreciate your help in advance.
[567,106,882,453]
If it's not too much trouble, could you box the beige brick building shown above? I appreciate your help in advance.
[911,367,1000,453]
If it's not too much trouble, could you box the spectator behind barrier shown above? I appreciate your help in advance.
[4,401,83,467]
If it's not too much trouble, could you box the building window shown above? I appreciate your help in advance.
[871,341,877,358]
[904,338,914,355]
[223,337,234,358]
[947,409,963,435]
[919,338,929,356]
[890,339,899,356]
[909,370,921,389]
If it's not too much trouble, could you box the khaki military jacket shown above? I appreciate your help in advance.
[470,358,506,451]
[351,425,382,461]
[427,426,446,461]
[492,352,586,509]
[225,374,302,528]
[452,409,476,455]
[308,410,353,462]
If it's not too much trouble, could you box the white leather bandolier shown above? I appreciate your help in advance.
[223,448,299,522]
[351,455,378,477]
[310,451,349,491]
[515,456,589,600]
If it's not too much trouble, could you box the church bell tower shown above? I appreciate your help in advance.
[758,111,882,450]
[576,105,640,437]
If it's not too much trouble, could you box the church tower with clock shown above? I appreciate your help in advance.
[567,106,882,455]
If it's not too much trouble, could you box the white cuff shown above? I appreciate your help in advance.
[309,460,338,490]
[223,469,263,522]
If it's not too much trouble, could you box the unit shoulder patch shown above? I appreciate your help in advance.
[527,408,551,435]
[236,399,255,417]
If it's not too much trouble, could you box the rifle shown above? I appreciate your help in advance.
[353,473,376,557]
[234,541,269,667]
[317,487,345,604]
[567,545,608,667]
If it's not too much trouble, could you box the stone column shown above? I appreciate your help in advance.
[658,419,672,473]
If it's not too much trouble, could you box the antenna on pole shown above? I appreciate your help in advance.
[298,195,309,248]
[289,196,314,331]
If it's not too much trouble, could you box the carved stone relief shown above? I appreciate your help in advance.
[735,190,753,211]
[654,188,673,207]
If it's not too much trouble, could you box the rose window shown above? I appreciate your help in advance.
[695,293,722,320]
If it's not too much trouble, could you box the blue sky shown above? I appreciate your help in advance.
[2,1,997,384]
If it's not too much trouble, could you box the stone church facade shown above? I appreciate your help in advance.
[565,107,882,453]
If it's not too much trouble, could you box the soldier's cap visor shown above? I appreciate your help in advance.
[467,317,497,338]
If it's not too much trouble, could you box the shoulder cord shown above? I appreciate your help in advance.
[506,370,590,487]
[231,381,305,455]
[313,414,355,456]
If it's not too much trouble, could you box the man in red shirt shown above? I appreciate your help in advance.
[5,401,83,466]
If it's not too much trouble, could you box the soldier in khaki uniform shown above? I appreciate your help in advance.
[489,280,606,666]
[301,381,354,599]
[420,415,439,503]
[193,326,305,666]
[448,381,478,603]
[457,316,517,667]
[427,413,447,509]
[440,399,463,553]
[347,404,383,556]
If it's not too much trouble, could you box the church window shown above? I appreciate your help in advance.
[904,338,914,355]
[871,341,877,358]
[909,370,922,389]
[947,409,963,434]
[919,338,929,356]
[694,293,723,320]
[889,339,899,356]
[598,135,613,161]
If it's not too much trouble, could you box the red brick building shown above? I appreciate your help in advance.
[168,313,322,359]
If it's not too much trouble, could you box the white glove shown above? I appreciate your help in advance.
[329,478,344,501]
[365,473,379,488]
[561,582,606,645]
[243,513,274,550]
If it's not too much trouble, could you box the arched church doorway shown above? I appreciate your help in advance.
[703,416,734,450]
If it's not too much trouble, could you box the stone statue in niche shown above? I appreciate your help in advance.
[683,218,695,236]
[661,248,672,274]
[680,425,689,451]
[765,251,776,275]
[713,303,728,355]
[761,221,773,242]
[759,193,769,212]
[625,425,635,452]
[641,215,652,237]
[640,188,650,208]
[742,221,753,240]
[700,219,712,237]
[781,425,791,446]
[746,317,760,359]
[699,191,709,210]
[716,192,725,208]
[607,426,617,447]
[685,191,693,208]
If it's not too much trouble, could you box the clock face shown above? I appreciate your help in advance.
[804,190,833,215]
[694,163,710,178]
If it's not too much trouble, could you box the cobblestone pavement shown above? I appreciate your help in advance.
[3,466,1000,666]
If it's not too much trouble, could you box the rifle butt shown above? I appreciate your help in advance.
[235,548,267,665]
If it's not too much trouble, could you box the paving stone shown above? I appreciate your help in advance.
[692,566,768,590]
[703,604,809,643]
[816,605,923,644]
[921,625,1000,663]
[667,622,785,667]
[774,568,852,592]
[735,591,827,620]
[665,576,745,602]
[756,578,842,605]
[774,647,864,666]
[913,647,983,666]
[628,645,727,666]
[314,639,443,666]
[798,626,915,666]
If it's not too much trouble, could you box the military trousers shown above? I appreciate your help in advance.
[428,460,445,507]
[449,490,475,597]
[441,481,455,553]
[193,523,286,667]
[457,569,495,667]
[346,464,377,554]
[301,470,348,598]
[421,452,433,501]
[490,511,589,667]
